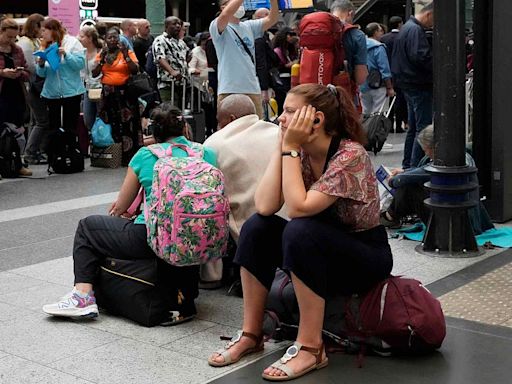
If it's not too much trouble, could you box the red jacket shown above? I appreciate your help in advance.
[0,43,30,94]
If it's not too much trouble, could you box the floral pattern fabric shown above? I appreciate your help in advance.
[302,139,380,231]
[145,143,230,266]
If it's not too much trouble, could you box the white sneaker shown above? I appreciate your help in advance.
[43,289,99,318]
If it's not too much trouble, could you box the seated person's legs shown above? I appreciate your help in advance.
[381,184,430,228]
[208,213,287,366]
[43,215,156,318]
[263,216,392,379]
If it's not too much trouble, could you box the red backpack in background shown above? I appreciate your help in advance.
[299,12,357,87]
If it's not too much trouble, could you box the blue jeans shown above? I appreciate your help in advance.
[82,91,98,132]
[402,88,433,168]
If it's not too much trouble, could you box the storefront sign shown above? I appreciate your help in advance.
[48,0,80,35]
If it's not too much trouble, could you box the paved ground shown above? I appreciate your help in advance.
[1,132,511,383]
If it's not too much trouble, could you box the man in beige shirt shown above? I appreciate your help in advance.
[201,94,282,287]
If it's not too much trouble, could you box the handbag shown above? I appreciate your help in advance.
[367,69,383,89]
[90,143,122,169]
[126,72,153,99]
[269,67,284,87]
[91,117,114,148]
[88,87,102,102]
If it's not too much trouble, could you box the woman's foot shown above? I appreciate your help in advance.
[262,342,327,381]
[42,288,98,318]
[208,331,263,367]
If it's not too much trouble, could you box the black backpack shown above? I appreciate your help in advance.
[362,113,392,155]
[47,128,84,174]
[362,97,395,155]
[0,123,22,178]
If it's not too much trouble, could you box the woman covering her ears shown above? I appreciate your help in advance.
[208,83,393,382]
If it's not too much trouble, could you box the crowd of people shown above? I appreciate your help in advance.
[0,0,465,381]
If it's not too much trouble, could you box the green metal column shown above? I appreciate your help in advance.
[146,0,166,35]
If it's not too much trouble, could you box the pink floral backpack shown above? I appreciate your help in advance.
[144,143,230,266]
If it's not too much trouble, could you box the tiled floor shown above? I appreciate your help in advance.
[439,262,512,327]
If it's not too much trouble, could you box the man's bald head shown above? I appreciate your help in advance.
[217,94,257,129]
[253,8,270,20]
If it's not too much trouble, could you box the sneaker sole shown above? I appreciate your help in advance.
[42,304,99,318]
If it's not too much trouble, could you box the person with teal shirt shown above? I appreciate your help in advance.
[43,102,217,325]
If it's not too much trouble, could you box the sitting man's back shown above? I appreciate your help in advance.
[204,94,281,241]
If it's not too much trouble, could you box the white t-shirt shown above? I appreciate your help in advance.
[209,18,263,95]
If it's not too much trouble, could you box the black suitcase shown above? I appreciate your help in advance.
[95,257,171,327]
[172,79,206,143]
[187,83,206,143]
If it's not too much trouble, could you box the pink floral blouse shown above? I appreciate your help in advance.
[301,139,380,231]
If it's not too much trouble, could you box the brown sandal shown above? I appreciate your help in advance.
[208,330,264,367]
[261,342,328,381]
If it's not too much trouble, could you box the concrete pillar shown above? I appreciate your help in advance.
[146,0,166,35]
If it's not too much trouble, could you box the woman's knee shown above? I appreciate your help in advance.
[282,218,314,247]
[239,213,282,241]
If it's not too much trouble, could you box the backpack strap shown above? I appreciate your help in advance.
[168,142,204,158]
[147,144,167,158]
[148,142,204,159]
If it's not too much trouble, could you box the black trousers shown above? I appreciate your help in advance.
[389,184,430,224]
[235,214,393,299]
[45,95,81,139]
[73,215,199,301]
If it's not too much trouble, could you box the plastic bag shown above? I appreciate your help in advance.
[91,117,114,148]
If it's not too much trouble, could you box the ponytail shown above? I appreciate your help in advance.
[333,86,367,146]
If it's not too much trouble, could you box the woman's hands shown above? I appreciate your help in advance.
[0,68,22,79]
[282,105,317,151]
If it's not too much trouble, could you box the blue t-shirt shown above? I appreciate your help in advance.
[120,35,134,51]
[128,136,217,224]
[343,28,367,75]
[209,18,264,95]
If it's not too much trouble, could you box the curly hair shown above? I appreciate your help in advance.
[150,102,186,142]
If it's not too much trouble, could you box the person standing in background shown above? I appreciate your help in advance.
[272,27,299,114]
[152,17,189,105]
[133,19,154,72]
[252,8,274,108]
[209,0,280,119]
[359,22,394,115]
[380,16,407,133]
[17,13,49,165]
[391,2,434,168]
[0,17,32,177]
[79,26,103,133]
[36,18,86,156]
[119,19,137,51]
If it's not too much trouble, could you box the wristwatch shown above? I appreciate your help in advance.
[282,150,300,158]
